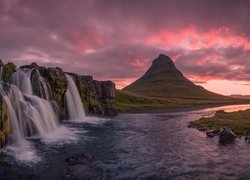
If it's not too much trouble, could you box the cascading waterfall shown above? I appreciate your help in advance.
[65,74,87,121]
[1,68,60,148]
[9,68,33,95]
[36,70,52,100]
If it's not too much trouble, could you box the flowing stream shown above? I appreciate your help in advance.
[1,105,250,179]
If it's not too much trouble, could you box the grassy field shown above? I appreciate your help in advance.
[191,110,250,135]
[113,90,250,112]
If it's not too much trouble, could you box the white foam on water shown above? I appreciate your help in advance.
[5,140,41,164]
[69,116,110,124]
[41,125,83,145]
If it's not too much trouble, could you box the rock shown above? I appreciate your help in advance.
[0,84,11,148]
[206,129,217,138]
[219,127,236,144]
[38,67,68,119]
[20,62,39,69]
[187,123,193,128]
[63,153,103,180]
[2,62,16,82]
[215,110,225,114]
[245,135,250,142]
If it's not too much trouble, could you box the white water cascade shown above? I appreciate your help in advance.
[2,69,60,147]
[65,74,86,121]
[36,70,52,100]
[9,69,33,95]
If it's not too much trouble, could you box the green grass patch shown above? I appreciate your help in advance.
[191,109,250,135]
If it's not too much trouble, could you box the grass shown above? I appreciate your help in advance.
[113,90,250,112]
[191,109,250,135]
[113,90,170,111]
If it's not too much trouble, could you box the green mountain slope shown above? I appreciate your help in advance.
[123,54,229,100]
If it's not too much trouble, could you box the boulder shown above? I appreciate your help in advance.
[245,135,250,142]
[219,127,236,144]
[206,129,217,138]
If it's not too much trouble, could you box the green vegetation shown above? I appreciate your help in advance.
[191,110,250,135]
[114,90,248,112]
[2,62,16,82]
[113,90,169,111]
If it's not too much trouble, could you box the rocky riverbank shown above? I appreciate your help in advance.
[190,109,250,143]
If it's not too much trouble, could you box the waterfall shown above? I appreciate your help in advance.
[36,70,52,100]
[9,68,33,95]
[65,74,86,121]
[0,68,59,147]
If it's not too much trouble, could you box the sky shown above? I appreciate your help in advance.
[0,0,250,95]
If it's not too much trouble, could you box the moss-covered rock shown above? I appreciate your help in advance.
[0,92,10,148]
[38,67,68,119]
[2,62,16,82]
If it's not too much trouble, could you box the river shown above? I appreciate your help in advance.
[1,104,250,179]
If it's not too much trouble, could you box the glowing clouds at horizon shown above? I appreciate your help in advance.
[196,80,250,95]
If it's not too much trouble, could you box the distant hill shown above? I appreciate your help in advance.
[123,54,229,100]
[230,94,250,99]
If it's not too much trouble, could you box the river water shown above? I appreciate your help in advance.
[1,104,250,179]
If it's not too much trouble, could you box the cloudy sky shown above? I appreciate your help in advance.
[1,0,250,95]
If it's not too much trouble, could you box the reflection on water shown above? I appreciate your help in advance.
[1,104,250,179]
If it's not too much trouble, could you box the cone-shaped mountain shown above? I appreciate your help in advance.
[123,54,229,99]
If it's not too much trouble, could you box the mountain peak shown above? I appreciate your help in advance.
[123,54,227,100]
[153,54,175,67]
[144,54,179,77]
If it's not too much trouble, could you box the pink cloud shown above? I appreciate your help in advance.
[145,26,250,51]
